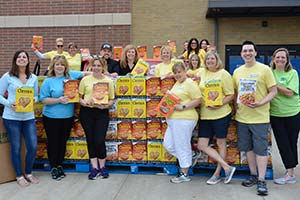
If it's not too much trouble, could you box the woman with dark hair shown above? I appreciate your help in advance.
[182,38,200,60]
[0,50,39,187]
[119,44,140,75]
[199,39,210,66]
[270,48,300,185]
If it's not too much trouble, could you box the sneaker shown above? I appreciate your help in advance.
[242,174,258,187]
[57,165,66,178]
[257,180,268,196]
[192,151,201,167]
[51,168,62,181]
[224,166,236,184]
[88,168,100,180]
[100,167,109,179]
[206,175,222,185]
[170,172,191,184]
[274,173,296,185]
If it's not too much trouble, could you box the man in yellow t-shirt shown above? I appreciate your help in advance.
[233,41,277,196]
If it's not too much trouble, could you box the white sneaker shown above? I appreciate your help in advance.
[224,166,236,184]
[206,175,222,185]
[274,173,296,185]
[170,173,191,184]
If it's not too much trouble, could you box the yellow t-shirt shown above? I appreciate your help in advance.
[183,49,206,66]
[67,53,82,71]
[187,68,201,77]
[78,75,115,108]
[198,68,234,120]
[233,62,276,124]
[154,62,173,78]
[169,78,201,121]
[44,50,69,60]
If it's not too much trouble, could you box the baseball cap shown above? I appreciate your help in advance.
[101,43,112,50]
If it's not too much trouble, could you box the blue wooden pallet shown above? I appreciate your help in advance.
[34,160,90,172]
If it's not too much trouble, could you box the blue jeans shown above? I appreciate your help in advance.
[3,119,37,177]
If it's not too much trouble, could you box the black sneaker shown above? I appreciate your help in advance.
[57,165,66,178]
[257,180,268,196]
[242,174,258,187]
[100,167,109,179]
[88,168,100,180]
[51,168,62,181]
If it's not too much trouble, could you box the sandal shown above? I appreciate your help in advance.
[16,176,30,187]
[25,174,40,184]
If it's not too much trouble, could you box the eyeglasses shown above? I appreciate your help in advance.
[191,42,198,45]
[53,55,66,59]
[57,45,64,48]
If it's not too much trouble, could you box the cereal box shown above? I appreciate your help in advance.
[33,102,44,118]
[37,76,46,95]
[153,45,161,60]
[36,120,46,139]
[117,120,132,140]
[146,98,161,118]
[204,79,223,106]
[146,77,161,96]
[146,119,161,140]
[36,142,47,160]
[160,77,175,95]
[237,78,256,105]
[64,80,80,103]
[161,119,168,138]
[132,141,147,161]
[132,120,147,140]
[92,82,109,105]
[117,98,132,118]
[113,46,123,61]
[226,120,237,143]
[137,45,147,59]
[75,141,89,160]
[132,98,146,119]
[73,120,85,138]
[118,142,133,161]
[156,91,180,118]
[65,140,76,160]
[131,77,146,96]
[109,101,118,119]
[131,59,149,76]
[167,40,176,54]
[116,76,131,96]
[147,141,162,162]
[32,35,43,51]
[161,146,176,162]
[15,87,34,112]
[106,141,119,161]
[80,48,90,61]
[106,121,118,140]
[225,145,240,165]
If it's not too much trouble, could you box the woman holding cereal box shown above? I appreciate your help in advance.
[119,44,140,76]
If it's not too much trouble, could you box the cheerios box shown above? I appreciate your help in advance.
[117,120,132,140]
[116,76,131,96]
[146,119,162,140]
[36,142,48,160]
[146,98,161,118]
[146,77,161,96]
[106,121,118,140]
[132,141,147,161]
[147,141,162,162]
[226,120,237,143]
[160,77,175,95]
[118,142,133,161]
[65,140,76,160]
[132,98,146,119]
[161,119,168,138]
[225,145,240,165]
[106,141,119,161]
[132,120,147,140]
[73,120,85,138]
[161,146,176,162]
[75,141,89,160]
[36,119,47,139]
[117,98,132,118]
[131,77,146,96]
[34,102,44,118]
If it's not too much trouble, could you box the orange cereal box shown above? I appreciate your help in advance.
[146,119,161,140]
[65,140,76,160]
[117,98,132,118]
[147,141,162,162]
[116,76,131,96]
[36,119,46,139]
[73,120,85,138]
[109,102,118,119]
[132,141,147,161]
[34,102,44,118]
[161,119,168,138]
[131,59,149,76]
[113,46,123,61]
[106,121,118,140]
[225,145,240,165]
[132,98,146,119]
[117,120,132,140]
[64,80,80,103]
[161,146,176,162]
[226,120,237,143]
[15,87,34,112]
[92,82,109,105]
[75,141,89,160]
[132,120,147,140]
[118,142,133,161]
[160,77,175,95]
[146,98,161,118]
[167,40,176,54]
[156,91,180,118]
[153,45,161,60]
[131,77,146,96]
[137,45,147,59]
[32,35,43,51]
[36,142,47,160]
[146,77,161,96]
[106,141,119,161]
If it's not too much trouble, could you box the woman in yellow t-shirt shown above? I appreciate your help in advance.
[154,45,174,78]
[66,42,82,71]
[197,50,236,185]
[186,54,201,82]
[78,57,115,180]
[163,62,201,184]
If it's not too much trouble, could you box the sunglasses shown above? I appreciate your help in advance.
[102,44,112,49]
[57,45,64,48]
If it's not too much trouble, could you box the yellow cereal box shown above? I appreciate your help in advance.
[116,76,131,96]
[32,35,43,51]
[146,98,161,118]
[117,120,132,140]
[33,102,44,118]
[117,99,132,118]
[118,142,133,161]
[147,141,162,162]
[146,119,161,140]
[15,87,34,112]
[137,45,147,59]
[132,98,146,119]
[92,82,109,105]
[131,59,149,76]
[64,80,80,103]
[73,120,85,138]
[146,77,161,96]
[36,120,46,139]
[160,77,175,95]
[225,145,240,165]
[65,140,76,160]
[114,46,123,61]
[132,120,147,140]
[204,79,223,106]
[106,121,118,140]
[75,141,89,160]
[153,45,161,60]
[132,141,147,161]
[161,146,176,162]
[106,141,119,161]
[131,77,146,96]
[36,142,47,160]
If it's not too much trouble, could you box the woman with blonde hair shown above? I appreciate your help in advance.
[187,54,201,80]
[154,45,175,78]
[119,44,140,75]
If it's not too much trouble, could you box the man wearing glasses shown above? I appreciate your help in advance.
[100,43,120,77]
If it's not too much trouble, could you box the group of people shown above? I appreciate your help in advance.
[0,38,298,197]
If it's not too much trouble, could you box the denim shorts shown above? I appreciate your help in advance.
[198,114,231,139]
[237,122,269,156]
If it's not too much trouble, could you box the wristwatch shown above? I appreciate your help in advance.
[182,105,186,110]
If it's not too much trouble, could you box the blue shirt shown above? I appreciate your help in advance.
[0,72,38,120]
[39,71,83,118]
